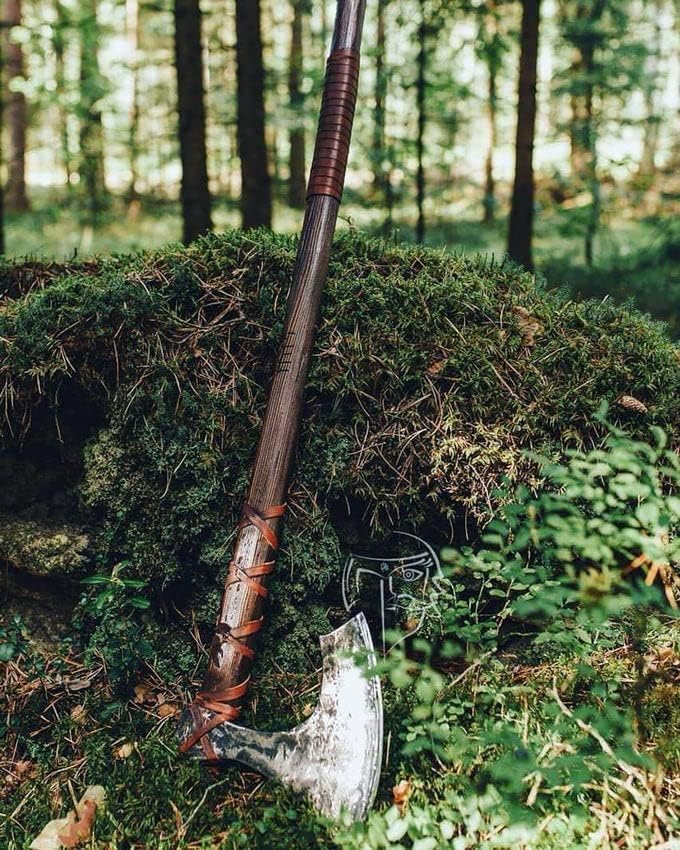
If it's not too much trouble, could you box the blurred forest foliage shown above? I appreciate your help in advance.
[0,0,679,330]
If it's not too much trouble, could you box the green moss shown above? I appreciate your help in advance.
[0,229,678,684]
[0,515,90,576]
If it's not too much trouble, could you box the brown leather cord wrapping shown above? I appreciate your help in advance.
[307,48,360,201]
[179,503,286,758]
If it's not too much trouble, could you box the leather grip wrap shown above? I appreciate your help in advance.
[307,48,360,202]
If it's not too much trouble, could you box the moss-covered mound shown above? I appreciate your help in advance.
[0,230,678,678]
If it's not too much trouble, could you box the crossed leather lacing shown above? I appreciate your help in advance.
[179,502,286,760]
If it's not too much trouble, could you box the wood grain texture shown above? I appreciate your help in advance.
[198,0,367,708]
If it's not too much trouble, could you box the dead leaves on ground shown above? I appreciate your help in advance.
[622,550,679,609]
[29,785,106,850]
[132,680,179,718]
[392,779,412,814]
[3,758,37,794]
[113,741,135,760]
[511,305,543,348]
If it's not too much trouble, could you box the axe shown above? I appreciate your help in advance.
[179,0,383,821]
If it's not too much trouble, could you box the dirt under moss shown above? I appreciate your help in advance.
[0,229,678,681]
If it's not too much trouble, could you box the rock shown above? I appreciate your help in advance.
[0,515,90,577]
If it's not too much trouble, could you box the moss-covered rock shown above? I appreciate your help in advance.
[0,514,90,576]
[0,229,678,680]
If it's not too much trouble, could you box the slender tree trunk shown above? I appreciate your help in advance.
[481,2,500,224]
[173,0,212,243]
[4,0,28,211]
[415,0,426,244]
[236,0,271,229]
[372,0,387,199]
[569,83,589,178]
[507,0,541,270]
[568,7,588,179]
[320,0,328,58]
[384,139,394,234]
[373,0,394,234]
[569,0,605,183]
[638,2,663,179]
[639,94,660,179]
[54,0,72,188]
[126,0,141,207]
[569,0,605,265]
[583,73,598,267]
[288,0,306,209]
[483,63,498,223]
[78,0,107,224]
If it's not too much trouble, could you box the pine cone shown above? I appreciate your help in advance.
[617,395,648,414]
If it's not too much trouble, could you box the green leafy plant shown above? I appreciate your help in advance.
[80,560,153,685]
[0,613,28,662]
[344,424,680,848]
[81,559,152,613]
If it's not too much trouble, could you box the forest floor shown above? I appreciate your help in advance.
[3,616,680,850]
[0,228,678,848]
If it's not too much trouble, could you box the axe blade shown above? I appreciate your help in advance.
[179,613,383,820]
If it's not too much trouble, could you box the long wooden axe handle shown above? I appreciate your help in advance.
[181,0,367,758]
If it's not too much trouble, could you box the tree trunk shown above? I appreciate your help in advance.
[568,5,588,179]
[288,0,306,209]
[173,0,212,243]
[639,95,660,180]
[78,0,107,224]
[320,0,328,60]
[638,1,663,179]
[569,85,590,179]
[54,0,72,188]
[126,0,141,207]
[583,73,598,267]
[483,62,497,223]
[569,0,605,183]
[372,0,388,201]
[568,0,606,265]
[482,4,499,224]
[236,0,271,229]
[4,0,29,211]
[507,0,541,270]
[415,0,426,244]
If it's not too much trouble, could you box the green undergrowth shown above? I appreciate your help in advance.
[0,230,679,847]
[543,218,680,338]
[0,229,678,685]
[1,425,680,848]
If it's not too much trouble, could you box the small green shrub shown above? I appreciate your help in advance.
[0,613,28,662]
[342,425,680,848]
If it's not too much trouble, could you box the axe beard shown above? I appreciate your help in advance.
[178,613,383,820]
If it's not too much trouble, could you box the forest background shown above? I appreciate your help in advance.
[0,0,678,333]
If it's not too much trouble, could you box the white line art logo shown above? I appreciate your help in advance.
[341,531,442,654]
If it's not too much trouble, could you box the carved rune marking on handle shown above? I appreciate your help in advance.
[276,331,297,375]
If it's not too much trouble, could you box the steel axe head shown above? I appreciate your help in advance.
[178,613,383,820]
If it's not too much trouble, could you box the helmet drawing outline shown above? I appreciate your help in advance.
[341,531,443,654]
